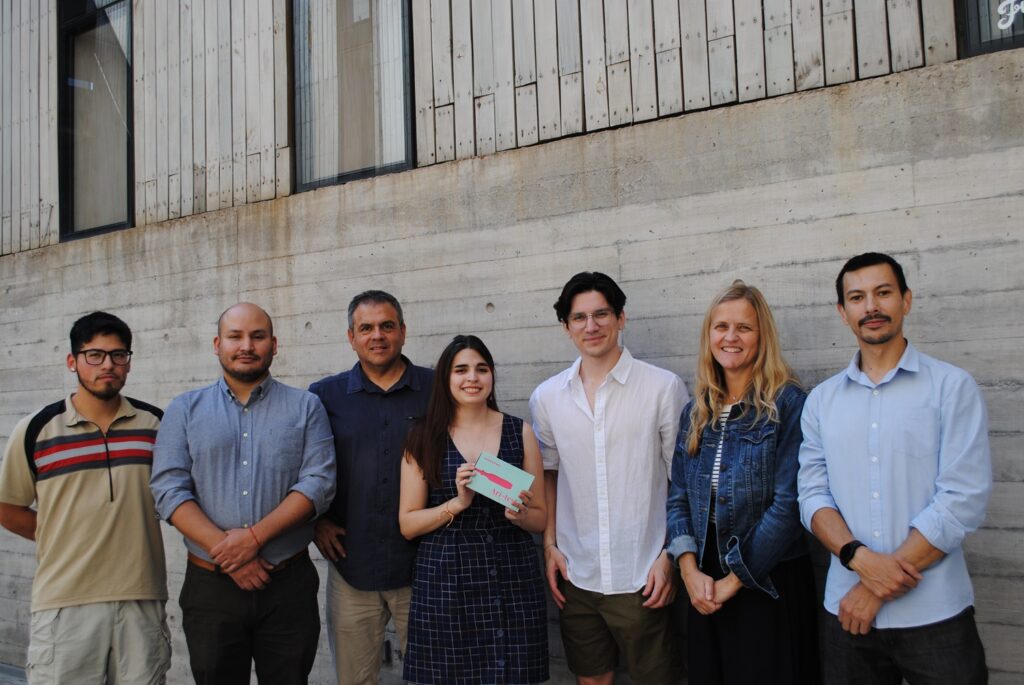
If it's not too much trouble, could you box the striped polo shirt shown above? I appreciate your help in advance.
[0,394,168,611]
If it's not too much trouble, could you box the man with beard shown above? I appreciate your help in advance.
[151,303,335,685]
[798,253,991,684]
[0,311,170,684]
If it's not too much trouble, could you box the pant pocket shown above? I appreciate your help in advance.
[26,609,61,673]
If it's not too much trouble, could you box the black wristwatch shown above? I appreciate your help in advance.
[839,540,865,570]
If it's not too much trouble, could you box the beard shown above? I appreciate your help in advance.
[76,371,124,401]
[220,355,273,384]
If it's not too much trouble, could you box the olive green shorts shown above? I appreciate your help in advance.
[559,579,679,684]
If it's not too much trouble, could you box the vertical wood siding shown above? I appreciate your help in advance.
[413,0,958,166]
[0,0,58,254]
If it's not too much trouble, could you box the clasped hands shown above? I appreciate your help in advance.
[210,527,273,591]
[838,547,922,635]
[680,566,742,615]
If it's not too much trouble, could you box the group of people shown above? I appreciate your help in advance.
[0,251,992,685]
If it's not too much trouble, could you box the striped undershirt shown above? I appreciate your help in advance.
[710,404,732,524]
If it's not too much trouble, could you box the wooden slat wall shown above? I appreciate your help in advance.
[413,0,960,168]
[132,0,291,229]
[0,0,58,256]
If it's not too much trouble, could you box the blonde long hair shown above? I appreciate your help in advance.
[685,280,799,455]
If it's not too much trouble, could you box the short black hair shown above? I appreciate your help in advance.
[553,272,627,324]
[347,290,405,330]
[835,252,909,305]
[69,312,132,353]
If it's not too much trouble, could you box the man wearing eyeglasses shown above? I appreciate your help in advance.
[0,311,170,684]
[529,272,688,685]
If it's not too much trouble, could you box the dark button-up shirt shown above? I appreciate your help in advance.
[151,376,336,565]
[309,357,432,591]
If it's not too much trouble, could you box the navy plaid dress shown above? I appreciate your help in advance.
[404,414,549,685]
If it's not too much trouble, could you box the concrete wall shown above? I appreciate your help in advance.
[1,49,1022,683]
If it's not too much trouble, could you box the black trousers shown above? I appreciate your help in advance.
[687,521,821,684]
[179,553,321,685]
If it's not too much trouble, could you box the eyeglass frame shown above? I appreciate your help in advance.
[566,308,618,330]
[76,348,133,366]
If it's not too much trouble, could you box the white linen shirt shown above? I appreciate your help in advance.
[530,348,688,595]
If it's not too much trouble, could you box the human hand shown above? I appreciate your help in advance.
[544,544,569,609]
[680,559,721,615]
[642,551,678,608]
[453,463,477,511]
[838,582,883,634]
[713,573,743,606]
[210,528,260,572]
[504,489,533,525]
[313,518,347,561]
[228,556,274,591]
[850,547,922,601]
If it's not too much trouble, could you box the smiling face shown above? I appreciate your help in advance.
[709,298,760,382]
[214,304,277,384]
[837,263,912,348]
[565,290,625,363]
[67,333,131,401]
[347,301,406,374]
[448,348,493,407]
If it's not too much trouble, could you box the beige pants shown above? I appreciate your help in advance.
[26,600,171,685]
[325,565,411,685]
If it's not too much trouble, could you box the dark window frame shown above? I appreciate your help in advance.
[956,0,1024,57]
[291,0,415,193]
[58,0,135,241]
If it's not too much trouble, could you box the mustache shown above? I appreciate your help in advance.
[858,314,892,326]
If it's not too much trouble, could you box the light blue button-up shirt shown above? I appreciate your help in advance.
[151,376,336,565]
[798,342,991,629]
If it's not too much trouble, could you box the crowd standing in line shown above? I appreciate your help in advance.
[0,252,992,685]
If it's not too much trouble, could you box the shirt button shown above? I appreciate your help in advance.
[872,492,879,499]
[242,490,249,496]
[244,407,249,412]
[493,598,501,606]
[871,423,878,429]
[243,432,249,438]
[485,535,494,543]
[243,461,249,466]
[497,659,506,667]
[873,531,880,538]
[495,629,504,638]
[872,390,879,396]
[489,568,497,577]
[718,496,726,504]
[870,457,878,463]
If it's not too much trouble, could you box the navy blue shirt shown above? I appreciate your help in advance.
[309,357,432,591]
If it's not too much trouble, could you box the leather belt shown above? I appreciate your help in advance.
[187,548,309,574]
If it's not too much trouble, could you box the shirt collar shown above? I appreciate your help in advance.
[64,393,136,427]
[845,340,919,387]
[562,347,634,389]
[218,374,275,405]
[347,355,420,394]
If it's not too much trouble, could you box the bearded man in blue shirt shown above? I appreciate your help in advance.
[798,252,991,684]
[151,303,336,685]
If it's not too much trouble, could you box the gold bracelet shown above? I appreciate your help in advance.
[439,501,456,528]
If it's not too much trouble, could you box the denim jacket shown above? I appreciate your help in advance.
[666,383,807,598]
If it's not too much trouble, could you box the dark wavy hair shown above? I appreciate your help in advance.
[404,335,499,488]
[553,271,627,324]
[70,311,132,353]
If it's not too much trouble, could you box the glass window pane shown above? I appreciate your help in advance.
[962,0,1024,56]
[66,2,131,232]
[294,0,411,188]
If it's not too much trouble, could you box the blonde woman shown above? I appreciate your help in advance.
[666,281,819,684]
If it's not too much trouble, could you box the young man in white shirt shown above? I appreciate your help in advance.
[530,272,688,685]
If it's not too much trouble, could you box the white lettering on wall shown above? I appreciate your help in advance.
[998,0,1023,30]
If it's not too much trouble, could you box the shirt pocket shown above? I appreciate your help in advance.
[894,408,940,462]
[737,421,777,516]
[264,426,305,474]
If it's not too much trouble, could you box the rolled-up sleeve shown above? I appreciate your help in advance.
[909,373,992,553]
[288,396,337,516]
[665,404,697,563]
[797,388,837,532]
[151,396,198,522]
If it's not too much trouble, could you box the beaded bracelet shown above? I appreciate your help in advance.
[248,526,262,547]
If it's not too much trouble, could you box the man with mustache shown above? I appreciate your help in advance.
[151,303,336,685]
[798,253,991,684]
[0,312,170,684]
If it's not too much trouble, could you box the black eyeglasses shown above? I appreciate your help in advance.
[77,349,133,366]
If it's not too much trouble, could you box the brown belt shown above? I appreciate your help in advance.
[187,548,309,574]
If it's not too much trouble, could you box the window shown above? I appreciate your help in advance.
[293,0,413,190]
[957,0,1024,56]
[59,0,133,237]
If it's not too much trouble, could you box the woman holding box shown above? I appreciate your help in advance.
[666,280,819,684]
[399,335,549,685]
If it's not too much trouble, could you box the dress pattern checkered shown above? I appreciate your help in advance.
[404,414,550,685]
